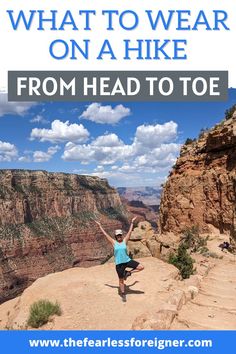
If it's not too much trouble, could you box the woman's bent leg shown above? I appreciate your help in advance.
[125,260,144,276]
[131,263,144,273]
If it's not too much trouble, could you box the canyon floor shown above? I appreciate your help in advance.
[0,235,235,330]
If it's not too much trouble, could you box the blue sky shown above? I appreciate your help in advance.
[0,89,236,187]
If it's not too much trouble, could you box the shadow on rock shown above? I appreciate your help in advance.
[105,281,145,295]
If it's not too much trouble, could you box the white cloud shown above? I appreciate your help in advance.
[18,156,31,163]
[80,103,131,124]
[111,165,119,170]
[63,133,133,165]
[72,168,90,174]
[0,92,36,117]
[33,145,60,162]
[63,120,180,187]
[134,143,180,168]
[30,119,90,143]
[0,140,18,161]
[94,165,105,172]
[62,122,179,167]
[30,115,49,124]
[92,133,124,147]
[133,121,178,154]
[90,169,166,188]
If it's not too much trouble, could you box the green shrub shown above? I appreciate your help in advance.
[102,206,128,225]
[27,216,73,237]
[169,244,194,279]
[225,104,236,120]
[199,246,209,254]
[198,127,209,139]
[74,211,97,225]
[184,138,196,145]
[27,300,62,328]
[13,183,25,194]
[0,223,24,240]
[181,226,208,253]
[78,176,108,194]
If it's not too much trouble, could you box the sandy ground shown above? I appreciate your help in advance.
[0,234,235,330]
[0,257,179,330]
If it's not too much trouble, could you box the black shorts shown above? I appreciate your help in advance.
[115,260,140,279]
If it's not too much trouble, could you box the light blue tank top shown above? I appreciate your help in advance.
[114,240,131,265]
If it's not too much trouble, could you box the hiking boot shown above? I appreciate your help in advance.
[124,270,132,280]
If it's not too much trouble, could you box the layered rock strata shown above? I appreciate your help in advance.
[159,114,236,245]
[0,170,124,303]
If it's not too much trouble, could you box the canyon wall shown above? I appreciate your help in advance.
[159,113,236,243]
[0,170,125,303]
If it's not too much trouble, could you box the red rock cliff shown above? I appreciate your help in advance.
[0,170,125,303]
[159,113,236,243]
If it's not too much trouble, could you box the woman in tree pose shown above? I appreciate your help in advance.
[95,217,144,302]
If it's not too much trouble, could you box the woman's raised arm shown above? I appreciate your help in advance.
[124,216,137,244]
[94,220,115,246]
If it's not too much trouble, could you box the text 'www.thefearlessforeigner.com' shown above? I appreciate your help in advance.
[28,336,213,350]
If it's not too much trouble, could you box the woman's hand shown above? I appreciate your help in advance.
[94,220,101,227]
[131,216,137,223]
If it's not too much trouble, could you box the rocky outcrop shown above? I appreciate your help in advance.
[132,253,218,330]
[159,113,236,245]
[0,170,125,303]
[128,221,161,259]
[171,259,236,330]
[0,257,180,330]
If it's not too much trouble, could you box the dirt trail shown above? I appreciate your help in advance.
[171,255,236,330]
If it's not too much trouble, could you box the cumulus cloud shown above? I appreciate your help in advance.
[18,146,60,163]
[80,103,131,124]
[92,133,124,147]
[132,121,178,154]
[133,143,180,168]
[63,120,180,186]
[135,121,177,146]
[63,133,133,165]
[0,92,36,117]
[63,143,132,165]
[30,120,90,143]
[0,140,18,161]
[33,146,60,162]
[62,122,179,168]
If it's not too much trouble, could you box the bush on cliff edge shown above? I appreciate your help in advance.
[169,243,194,279]
[27,299,62,328]
[225,104,236,120]
[181,226,208,253]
